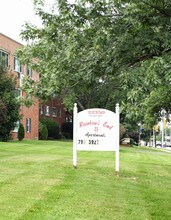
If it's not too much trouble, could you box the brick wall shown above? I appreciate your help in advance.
[0,33,68,140]
[39,97,67,128]
[0,33,39,140]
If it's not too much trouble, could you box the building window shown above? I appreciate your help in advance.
[0,50,9,68]
[20,73,24,87]
[40,104,43,115]
[26,118,31,133]
[13,121,20,133]
[66,115,73,122]
[27,65,32,77]
[45,106,50,116]
[59,108,62,118]
[14,57,22,73]
[52,107,57,117]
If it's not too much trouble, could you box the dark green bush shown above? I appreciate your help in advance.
[40,119,60,139]
[61,132,71,139]
[128,131,139,144]
[61,122,73,139]
[18,123,25,141]
[39,122,48,140]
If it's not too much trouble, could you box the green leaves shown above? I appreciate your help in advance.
[18,0,171,130]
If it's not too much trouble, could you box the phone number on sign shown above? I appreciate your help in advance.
[78,139,99,145]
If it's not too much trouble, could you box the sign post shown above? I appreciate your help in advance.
[73,103,120,174]
[73,103,78,168]
[115,103,120,176]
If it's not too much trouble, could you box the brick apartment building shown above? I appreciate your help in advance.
[0,33,66,140]
[39,97,67,125]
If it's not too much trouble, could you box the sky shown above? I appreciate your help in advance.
[0,0,56,44]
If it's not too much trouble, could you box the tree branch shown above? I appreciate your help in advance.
[141,0,171,17]
[128,47,171,67]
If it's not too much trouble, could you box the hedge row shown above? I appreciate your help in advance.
[39,119,73,140]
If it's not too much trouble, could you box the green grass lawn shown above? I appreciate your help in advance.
[0,140,170,220]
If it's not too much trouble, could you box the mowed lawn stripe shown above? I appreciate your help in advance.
[0,141,170,220]
[0,141,70,219]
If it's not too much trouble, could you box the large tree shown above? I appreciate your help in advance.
[0,59,21,141]
[18,0,171,129]
[113,0,171,128]
[18,0,125,109]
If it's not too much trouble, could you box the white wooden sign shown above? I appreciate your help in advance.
[73,103,120,174]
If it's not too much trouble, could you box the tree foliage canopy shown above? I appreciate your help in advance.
[18,0,171,129]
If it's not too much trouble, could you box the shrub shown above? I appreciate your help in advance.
[39,122,48,140]
[128,131,139,144]
[61,122,73,139]
[18,123,25,141]
[40,119,60,139]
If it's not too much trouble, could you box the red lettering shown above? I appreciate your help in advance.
[103,122,113,130]
[79,120,100,128]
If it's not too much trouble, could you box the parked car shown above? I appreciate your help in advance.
[165,142,171,147]
[156,141,162,148]
[139,140,147,146]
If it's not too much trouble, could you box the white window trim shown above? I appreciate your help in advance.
[0,50,9,68]
[27,65,32,77]
[14,57,22,73]
[26,118,31,133]
[40,104,43,115]
[45,105,50,116]
[52,107,57,117]
[13,121,20,133]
